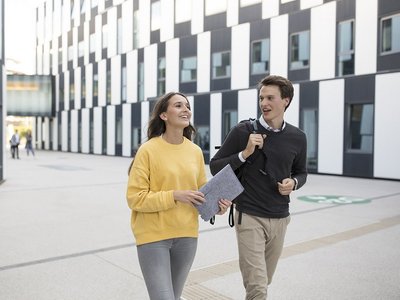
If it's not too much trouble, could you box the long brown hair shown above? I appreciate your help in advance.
[147,92,196,140]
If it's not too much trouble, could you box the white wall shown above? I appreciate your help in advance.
[310,2,336,80]
[107,106,116,155]
[238,89,258,121]
[318,79,344,174]
[74,68,81,109]
[191,0,204,34]
[355,0,377,75]
[285,83,299,126]
[70,110,78,152]
[61,111,68,151]
[98,59,107,106]
[227,0,239,27]
[111,55,121,105]
[270,14,288,77]
[160,0,174,41]
[197,32,211,92]
[231,23,250,89]
[141,101,150,144]
[85,64,93,108]
[210,93,222,159]
[374,72,400,179]
[262,0,279,19]
[122,0,134,53]
[127,50,138,102]
[81,108,90,154]
[93,107,103,154]
[122,104,131,157]
[166,39,180,92]
[144,44,158,99]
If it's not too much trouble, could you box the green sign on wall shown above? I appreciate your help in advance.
[298,195,370,205]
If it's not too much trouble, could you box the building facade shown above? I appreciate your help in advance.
[35,0,400,180]
[1,0,4,183]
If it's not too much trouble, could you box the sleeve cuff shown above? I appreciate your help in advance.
[238,152,246,162]
[292,177,298,190]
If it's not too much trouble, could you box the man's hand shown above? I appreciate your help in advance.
[278,178,295,195]
[242,134,267,159]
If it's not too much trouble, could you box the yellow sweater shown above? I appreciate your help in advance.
[126,136,207,245]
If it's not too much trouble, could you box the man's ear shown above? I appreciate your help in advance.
[284,98,290,107]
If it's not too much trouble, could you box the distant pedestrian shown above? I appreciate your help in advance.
[10,130,20,159]
[25,130,35,156]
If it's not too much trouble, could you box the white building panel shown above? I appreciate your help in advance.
[144,44,158,100]
[310,2,336,80]
[64,70,70,110]
[45,0,53,40]
[36,45,43,75]
[374,73,400,179]
[355,0,377,75]
[227,0,239,27]
[53,0,61,38]
[238,89,258,121]
[107,7,118,58]
[107,106,116,155]
[74,68,81,109]
[318,79,344,174]
[122,104,132,157]
[166,39,180,93]
[61,111,68,151]
[262,0,279,19]
[85,64,93,108]
[43,42,50,75]
[111,56,121,105]
[73,27,78,68]
[95,15,103,62]
[210,93,222,159]
[71,110,78,152]
[84,21,90,65]
[301,0,323,10]
[138,0,151,48]
[52,37,58,75]
[160,0,174,42]
[122,0,134,53]
[98,60,107,107]
[43,118,50,150]
[141,101,150,144]
[231,23,250,89]
[187,95,194,124]
[62,0,71,33]
[192,0,204,34]
[93,107,103,154]
[62,32,68,72]
[98,0,105,14]
[37,117,43,149]
[197,32,211,92]
[270,15,288,78]
[285,83,300,127]
[127,50,138,102]
[81,109,90,154]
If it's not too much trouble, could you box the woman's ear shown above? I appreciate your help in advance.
[160,113,167,121]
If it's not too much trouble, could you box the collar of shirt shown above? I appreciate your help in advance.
[258,116,286,132]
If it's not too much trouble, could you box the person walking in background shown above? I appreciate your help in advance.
[210,75,308,299]
[126,92,231,300]
[25,130,35,157]
[10,130,20,159]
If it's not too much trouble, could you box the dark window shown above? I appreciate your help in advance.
[347,104,374,153]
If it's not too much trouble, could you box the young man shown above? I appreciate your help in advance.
[210,75,307,299]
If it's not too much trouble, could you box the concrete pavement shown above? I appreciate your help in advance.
[0,150,399,299]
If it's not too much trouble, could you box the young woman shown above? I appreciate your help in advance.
[126,92,231,300]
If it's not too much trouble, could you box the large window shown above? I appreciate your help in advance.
[212,51,231,78]
[251,39,270,75]
[301,109,318,171]
[290,31,310,70]
[194,126,210,152]
[158,58,166,96]
[338,20,354,76]
[181,56,197,82]
[223,111,238,139]
[381,14,400,54]
[347,104,374,153]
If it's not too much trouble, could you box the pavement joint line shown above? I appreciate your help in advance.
[185,214,400,286]
[0,182,126,193]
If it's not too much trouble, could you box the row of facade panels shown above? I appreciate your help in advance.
[35,72,400,180]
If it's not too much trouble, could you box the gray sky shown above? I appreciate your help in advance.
[5,0,44,74]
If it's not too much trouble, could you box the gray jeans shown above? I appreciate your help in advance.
[137,237,198,300]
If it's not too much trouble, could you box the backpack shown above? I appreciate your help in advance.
[213,118,263,227]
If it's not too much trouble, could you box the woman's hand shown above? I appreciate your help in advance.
[216,199,232,215]
[174,190,205,206]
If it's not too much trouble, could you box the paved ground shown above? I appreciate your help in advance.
[0,150,399,300]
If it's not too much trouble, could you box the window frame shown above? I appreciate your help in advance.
[337,19,355,76]
[180,56,197,83]
[251,38,270,75]
[289,30,310,70]
[380,13,400,55]
[212,51,231,79]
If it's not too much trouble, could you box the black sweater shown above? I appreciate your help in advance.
[210,120,307,218]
